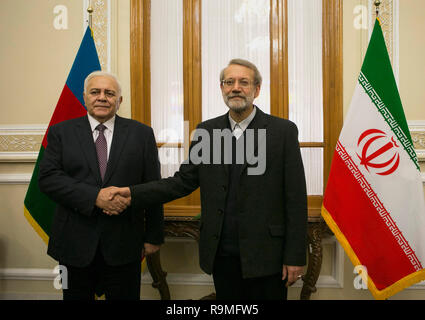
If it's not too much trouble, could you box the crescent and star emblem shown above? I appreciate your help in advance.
[356,129,400,176]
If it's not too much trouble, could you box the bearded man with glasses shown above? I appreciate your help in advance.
[108,59,307,300]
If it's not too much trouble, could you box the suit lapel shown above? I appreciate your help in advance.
[102,115,129,185]
[75,116,103,185]
[240,107,268,174]
[215,113,232,177]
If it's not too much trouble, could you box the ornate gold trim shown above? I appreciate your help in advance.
[0,135,42,152]
[412,133,425,150]
[2,122,424,162]
[0,127,45,156]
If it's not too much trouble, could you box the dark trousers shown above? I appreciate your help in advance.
[212,255,287,300]
[60,248,141,300]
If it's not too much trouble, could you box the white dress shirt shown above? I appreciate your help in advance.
[228,106,257,139]
[87,114,115,160]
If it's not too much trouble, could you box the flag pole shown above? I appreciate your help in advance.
[374,0,381,19]
[87,1,94,30]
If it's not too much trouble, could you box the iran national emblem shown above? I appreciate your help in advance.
[356,129,400,176]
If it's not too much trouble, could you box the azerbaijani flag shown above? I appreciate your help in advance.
[24,27,101,243]
[322,19,425,300]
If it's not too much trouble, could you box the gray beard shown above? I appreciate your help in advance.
[228,102,249,113]
[224,95,253,113]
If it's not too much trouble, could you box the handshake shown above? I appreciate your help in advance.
[95,186,131,216]
[94,186,162,255]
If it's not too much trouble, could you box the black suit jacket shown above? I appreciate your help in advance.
[38,115,163,267]
[130,108,307,278]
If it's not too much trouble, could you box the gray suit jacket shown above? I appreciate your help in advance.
[131,108,307,278]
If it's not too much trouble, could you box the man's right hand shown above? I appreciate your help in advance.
[96,186,130,215]
[108,186,131,200]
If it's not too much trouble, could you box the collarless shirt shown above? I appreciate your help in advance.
[228,106,257,139]
[87,114,115,160]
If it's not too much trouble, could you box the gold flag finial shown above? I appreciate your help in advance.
[87,1,94,30]
[374,0,381,19]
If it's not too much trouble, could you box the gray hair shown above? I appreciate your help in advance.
[84,71,122,97]
[220,59,262,86]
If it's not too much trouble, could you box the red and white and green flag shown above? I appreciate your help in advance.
[322,19,425,300]
[24,27,101,243]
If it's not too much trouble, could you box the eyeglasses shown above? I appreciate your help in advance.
[221,79,255,89]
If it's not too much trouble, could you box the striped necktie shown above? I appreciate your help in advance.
[95,124,107,181]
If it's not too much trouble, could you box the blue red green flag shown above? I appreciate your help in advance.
[24,27,101,243]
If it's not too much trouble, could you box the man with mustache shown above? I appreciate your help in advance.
[109,59,307,300]
[38,71,164,300]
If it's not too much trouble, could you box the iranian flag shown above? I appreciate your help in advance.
[24,27,101,243]
[322,19,425,299]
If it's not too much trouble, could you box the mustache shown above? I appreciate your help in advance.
[227,94,246,99]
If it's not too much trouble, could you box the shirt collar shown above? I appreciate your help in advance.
[228,105,257,132]
[87,113,116,132]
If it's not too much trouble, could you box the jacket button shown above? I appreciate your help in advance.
[217,209,223,215]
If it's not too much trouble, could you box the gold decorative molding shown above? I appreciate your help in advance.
[409,121,425,161]
[2,120,424,162]
[412,132,425,162]
[412,133,425,150]
[0,135,42,152]
[0,126,46,162]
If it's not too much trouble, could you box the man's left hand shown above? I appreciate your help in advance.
[143,243,161,256]
[282,265,305,287]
